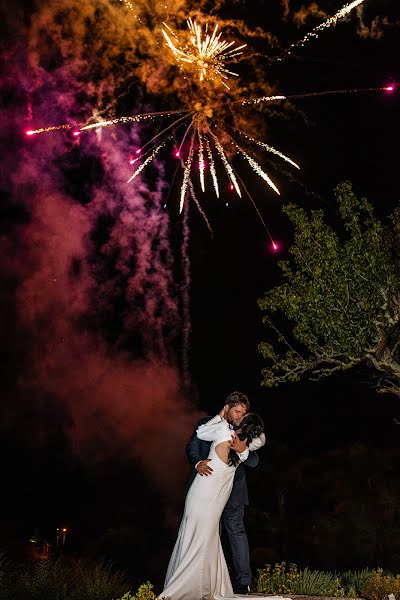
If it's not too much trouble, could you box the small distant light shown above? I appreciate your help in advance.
[229,183,234,191]
[73,131,81,137]
[385,85,395,92]
[26,130,35,136]
[175,151,180,158]
[163,203,167,209]
[136,148,141,154]
[225,202,229,207]
[271,241,279,252]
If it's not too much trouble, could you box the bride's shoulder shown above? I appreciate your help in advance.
[197,415,214,427]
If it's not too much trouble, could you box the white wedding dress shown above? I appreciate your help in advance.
[159,415,291,600]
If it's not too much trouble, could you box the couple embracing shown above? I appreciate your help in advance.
[159,391,291,600]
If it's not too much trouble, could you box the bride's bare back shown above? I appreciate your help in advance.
[215,440,232,464]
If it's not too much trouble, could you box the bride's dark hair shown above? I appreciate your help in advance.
[228,413,264,467]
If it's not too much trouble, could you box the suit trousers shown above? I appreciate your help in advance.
[222,501,251,586]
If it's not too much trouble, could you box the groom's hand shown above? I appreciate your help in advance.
[196,459,213,476]
[218,405,228,419]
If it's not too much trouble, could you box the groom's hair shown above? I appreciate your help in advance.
[226,391,250,410]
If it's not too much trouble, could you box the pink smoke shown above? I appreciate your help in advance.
[1,3,203,511]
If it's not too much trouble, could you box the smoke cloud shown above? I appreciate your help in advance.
[1,0,206,511]
[356,12,400,39]
[292,3,328,26]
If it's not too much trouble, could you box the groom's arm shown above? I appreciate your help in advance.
[244,433,266,468]
[242,450,259,468]
[232,433,266,468]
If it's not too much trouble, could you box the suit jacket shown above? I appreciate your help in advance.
[185,416,260,506]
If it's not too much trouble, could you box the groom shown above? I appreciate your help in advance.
[185,390,265,595]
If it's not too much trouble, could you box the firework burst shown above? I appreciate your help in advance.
[162,18,246,90]
[25,0,379,240]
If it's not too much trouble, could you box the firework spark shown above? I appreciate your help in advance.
[26,80,393,228]
[277,0,367,60]
[26,92,298,222]
[162,18,246,89]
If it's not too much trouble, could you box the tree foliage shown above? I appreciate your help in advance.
[258,182,400,396]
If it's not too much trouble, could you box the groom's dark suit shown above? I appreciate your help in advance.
[186,416,260,588]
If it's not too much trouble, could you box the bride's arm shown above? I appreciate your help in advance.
[196,414,226,441]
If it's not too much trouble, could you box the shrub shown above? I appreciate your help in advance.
[113,582,170,600]
[18,555,130,600]
[257,562,300,595]
[18,557,70,600]
[361,568,400,600]
[340,569,373,596]
[0,553,15,599]
[71,557,129,600]
[257,562,345,596]
[291,567,345,596]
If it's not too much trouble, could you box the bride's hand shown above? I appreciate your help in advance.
[230,434,247,453]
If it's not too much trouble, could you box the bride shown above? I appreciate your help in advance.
[159,409,291,600]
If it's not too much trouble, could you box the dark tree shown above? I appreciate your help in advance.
[258,182,400,398]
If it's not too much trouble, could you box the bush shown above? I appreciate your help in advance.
[113,582,170,600]
[361,568,400,600]
[257,562,300,595]
[18,557,70,600]
[291,568,345,596]
[340,569,373,596]
[0,553,15,599]
[72,558,129,600]
[16,555,130,600]
[257,562,345,596]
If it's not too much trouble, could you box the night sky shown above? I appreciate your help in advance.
[1,0,399,588]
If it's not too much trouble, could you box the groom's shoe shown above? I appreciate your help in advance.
[233,584,251,595]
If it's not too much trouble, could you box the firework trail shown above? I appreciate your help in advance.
[181,192,191,392]
[277,0,367,60]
